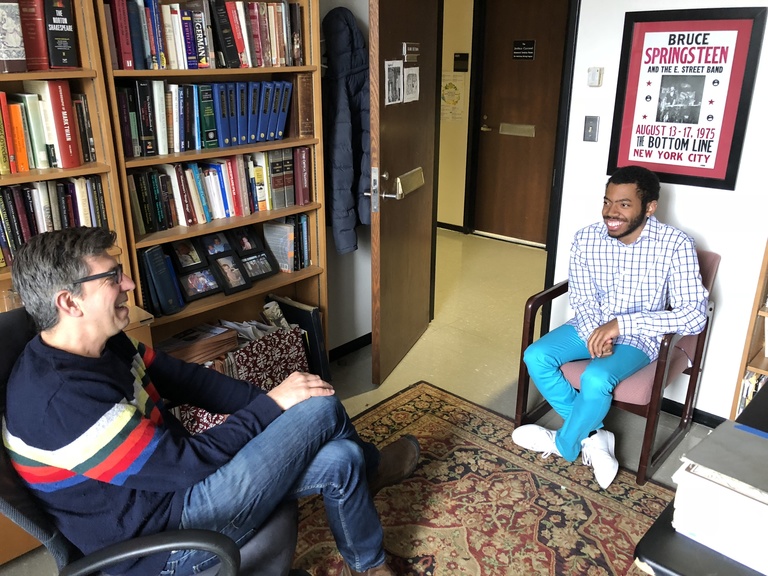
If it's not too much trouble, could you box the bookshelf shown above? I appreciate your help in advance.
[731,238,768,418]
[93,0,328,344]
[0,0,129,297]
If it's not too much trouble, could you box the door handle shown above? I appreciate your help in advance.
[365,167,424,200]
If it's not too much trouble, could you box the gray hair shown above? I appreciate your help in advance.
[11,227,117,331]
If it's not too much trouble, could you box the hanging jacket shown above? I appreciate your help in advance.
[322,7,371,254]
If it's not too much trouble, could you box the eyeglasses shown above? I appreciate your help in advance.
[72,264,123,286]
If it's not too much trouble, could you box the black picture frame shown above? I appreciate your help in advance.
[607,7,766,190]
[240,251,279,281]
[210,253,252,294]
[199,232,234,256]
[169,239,206,272]
[178,268,222,302]
[226,226,262,256]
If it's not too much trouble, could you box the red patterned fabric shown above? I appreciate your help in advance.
[179,328,309,434]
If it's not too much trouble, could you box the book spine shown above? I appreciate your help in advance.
[72,95,96,163]
[18,0,49,70]
[10,186,33,242]
[294,146,310,205]
[50,80,80,168]
[224,0,247,67]
[147,170,167,230]
[161,4,179,69]
[223,157,240,216]
[0,102,12,176]
[109,0,135,69]
[44,0,79,67]
[282,146,294,207]
[0,93,18,174]
[0,2,27,73]
[236,81,248,145]
[151,80,168,155]
[174,163,197,225]
[246,1,263,67]
[256,2,272,67]
[14,94,49,169]
[8,104,30,172]
[145,0,166,68]
[188,162,212,221]
[294,72,313,138]
[288,1,303,65]
[0,188,23,249]
[126,0,148,70]
[180,9,198,69]
[134,80,158,156]
[209,0,241,68]
[192,10,210,68]
[198,84,217,149]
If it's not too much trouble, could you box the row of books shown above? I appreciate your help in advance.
[127,147,311,236]
[105,0,304,71]
[672,418,768,574]
[264,214,309,274]
[0,0,79,73]
[137,224,280,316]
[116,79,294,160]
[0,83,94,175]
[0,177,108,267]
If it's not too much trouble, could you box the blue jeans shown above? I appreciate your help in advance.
[523,324,650,461]
[161,395,384,575]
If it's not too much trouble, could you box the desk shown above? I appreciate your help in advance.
[633,385,768,576]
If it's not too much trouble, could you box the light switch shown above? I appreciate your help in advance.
[584,116,599,142]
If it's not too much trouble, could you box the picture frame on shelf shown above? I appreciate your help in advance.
[199,232,233,256]
[210,253,252,294]
[226,226,261,256]
[241,251,279,281]
[607,7,766,190]
[178,268,222,302]
[169,239,206,272]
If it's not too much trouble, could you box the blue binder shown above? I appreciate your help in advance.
[266,81,283,141]
[226,82,238,147]
[256,81,274,142]
[212,83,230,147]
[236,82,249,146]
[275,80,292,140]
[247,81,261,144]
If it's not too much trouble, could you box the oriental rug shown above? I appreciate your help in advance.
[292,382,674,576]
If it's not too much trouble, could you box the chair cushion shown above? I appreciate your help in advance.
[561,345,691,405]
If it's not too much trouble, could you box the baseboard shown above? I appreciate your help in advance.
[661,398,724,429]
[329,333,372,363]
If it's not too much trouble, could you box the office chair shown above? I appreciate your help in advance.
[515,249,720,485]
[0,307,299,576]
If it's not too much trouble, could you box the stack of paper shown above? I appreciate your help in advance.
[672,419,768,574]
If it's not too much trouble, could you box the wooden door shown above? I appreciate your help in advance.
[473,0,568,245]
[369,0,440,384]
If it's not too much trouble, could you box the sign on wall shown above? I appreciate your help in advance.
[607,8,766,189]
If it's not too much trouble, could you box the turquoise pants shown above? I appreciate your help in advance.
[523,324,650,461]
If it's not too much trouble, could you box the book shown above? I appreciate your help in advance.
[0,186,23,249]
[71,93,96,163]
[187,0,214,69]
[144,0,165,68]
[255,1,271,66]
[18,0,47,70]
[293,146,310,205]
[146,169,167,230]
[281,146,294,207]
[8,185,32,242]
[298,212,308,266]
[7,103,30,172]
[250,151,268,211]
[174,162,197,225]
[187,162,212,221]
[288,1,302,66]
[197,84,217,149]
[208,0,240,68]
[191,9,210,68]
[0,92,16,174]
[134,79,158,156]
[160,3,178,69]
[142,245,184,315]
[223,0,247,67]
[212,81,230,147]
[0,1,27,73]
[8,93,48,169]
[180,8,198,69]
[199,160,229,217]
[108,0,134,69]
[266,294,330,381]
[266,147,285,209]
[151,80,168,155]
[245,0,263,67]
[131,171,156,232]
[262,220,293,273]
[157,163,188,226]
[43,0,78,67]
[292,72,313,138]
[183,166,206,223]
[126,0,147,70]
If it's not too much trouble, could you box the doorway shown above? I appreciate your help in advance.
[467,0,570,247]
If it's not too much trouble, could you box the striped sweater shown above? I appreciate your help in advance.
[2,331,281,575]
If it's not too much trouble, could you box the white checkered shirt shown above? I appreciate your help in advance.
[565,216,709,361]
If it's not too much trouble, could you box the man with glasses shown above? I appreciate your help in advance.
[3,227,418,576]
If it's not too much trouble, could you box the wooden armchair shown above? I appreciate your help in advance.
[514,249,720,485]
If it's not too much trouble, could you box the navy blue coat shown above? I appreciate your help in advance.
[322,7,371,254]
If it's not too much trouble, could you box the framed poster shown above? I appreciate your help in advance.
[607,8,765,189]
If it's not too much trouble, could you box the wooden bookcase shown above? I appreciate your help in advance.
[731,239,768,418]
[0,0,133,562]
[0,0,130,298]
[92,0,328,344]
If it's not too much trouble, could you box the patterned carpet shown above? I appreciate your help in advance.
[292,382,673,575]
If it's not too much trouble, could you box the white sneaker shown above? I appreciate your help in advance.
[581,429,619,489]
[512,424,561,459]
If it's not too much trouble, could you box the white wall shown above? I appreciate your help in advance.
[554,0,768,417]
[320,0,372,351]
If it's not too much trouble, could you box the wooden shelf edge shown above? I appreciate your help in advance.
[112,65,318,79]
[134,203,321,248]
[746,348,768,376]
[149,266,323,327]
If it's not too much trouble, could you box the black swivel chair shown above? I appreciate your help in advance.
[0,307,300,576]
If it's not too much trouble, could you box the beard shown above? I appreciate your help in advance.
[606,212,646,241]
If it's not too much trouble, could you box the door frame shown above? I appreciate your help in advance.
[463,0,582,332]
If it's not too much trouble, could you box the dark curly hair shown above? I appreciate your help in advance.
[606,165,660,210]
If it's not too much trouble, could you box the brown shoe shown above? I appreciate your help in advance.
[341,561,396,575]
[368,434,420,496]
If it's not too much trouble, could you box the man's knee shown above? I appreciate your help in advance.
[579,369,616,398]
[523,339,555,371]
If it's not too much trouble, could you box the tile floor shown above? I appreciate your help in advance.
[0,229,710,575]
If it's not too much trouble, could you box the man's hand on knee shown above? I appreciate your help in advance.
[267,372,335,410]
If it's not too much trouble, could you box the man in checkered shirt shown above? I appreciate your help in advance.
[512,165,708,489]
